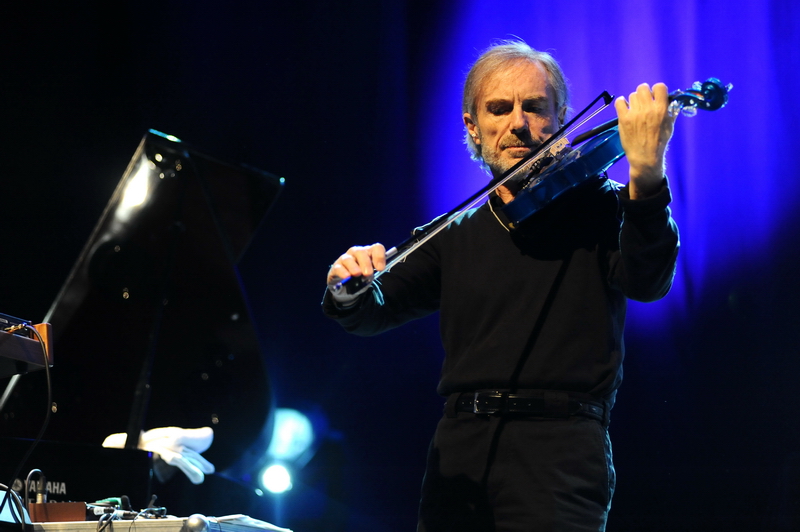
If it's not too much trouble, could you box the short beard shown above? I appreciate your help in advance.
[483,137,543,176]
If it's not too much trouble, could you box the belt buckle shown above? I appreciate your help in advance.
[473,391,500,415]
[472,392,483,414]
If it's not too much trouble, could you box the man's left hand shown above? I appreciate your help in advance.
[614,83,676,199]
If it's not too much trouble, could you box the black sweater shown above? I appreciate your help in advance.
[323,180,679,404]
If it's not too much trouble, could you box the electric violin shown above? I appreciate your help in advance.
[334,78,731,294]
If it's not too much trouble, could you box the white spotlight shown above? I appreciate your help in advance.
[260,464,292,494]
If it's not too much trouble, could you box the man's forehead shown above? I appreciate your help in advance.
[477,61,552,102]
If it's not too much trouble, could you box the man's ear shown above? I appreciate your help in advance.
[557,106,567,127]
[464,113,480,144]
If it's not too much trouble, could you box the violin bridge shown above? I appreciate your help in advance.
[518,137,571,190]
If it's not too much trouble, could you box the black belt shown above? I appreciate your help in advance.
[452,390,607,423]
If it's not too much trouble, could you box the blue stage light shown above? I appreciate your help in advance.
[267,408,315,462]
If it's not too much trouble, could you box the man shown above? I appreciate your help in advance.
[323,40,679,531]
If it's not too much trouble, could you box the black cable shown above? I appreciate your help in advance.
[124,510,145,532]
[0,325,52,531]
[0,482,29,531]
[96,512,115,532]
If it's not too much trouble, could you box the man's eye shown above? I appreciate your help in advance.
[487,103,511,115]
[523,100,552,115]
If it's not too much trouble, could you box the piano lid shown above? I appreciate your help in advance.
[2,130,283,471]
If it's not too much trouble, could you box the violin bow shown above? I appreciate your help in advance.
[334,91,617,294]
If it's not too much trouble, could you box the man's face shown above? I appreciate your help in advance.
[464,61,564,178]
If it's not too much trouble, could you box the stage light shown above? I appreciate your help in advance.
[255,408,317,495]
[260,464,292,494]
[266,408,314,463]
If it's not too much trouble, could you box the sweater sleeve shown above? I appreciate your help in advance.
[609,178,680,302]
[321,235,443,336]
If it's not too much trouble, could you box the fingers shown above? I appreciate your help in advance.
[614,81,675,139]
[651,82,669,104]
[616,83,669,112]
[327,243,386,286]
[614,94,629,117]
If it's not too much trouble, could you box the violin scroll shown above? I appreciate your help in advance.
[668,78,732,117]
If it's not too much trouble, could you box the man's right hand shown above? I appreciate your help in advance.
[326,243,387,305]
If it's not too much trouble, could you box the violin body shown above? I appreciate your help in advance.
[502,127,625,228]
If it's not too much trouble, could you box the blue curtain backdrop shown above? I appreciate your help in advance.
[419,0,800,334]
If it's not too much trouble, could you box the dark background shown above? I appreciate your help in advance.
[3,1,800,531]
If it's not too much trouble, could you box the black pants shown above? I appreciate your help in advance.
[417,411,615,532]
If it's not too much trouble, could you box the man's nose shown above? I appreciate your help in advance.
[509,107,529,134]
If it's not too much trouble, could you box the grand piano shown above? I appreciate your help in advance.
[0,130,283,515]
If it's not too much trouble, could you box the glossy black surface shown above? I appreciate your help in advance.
[3,131,282,472]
